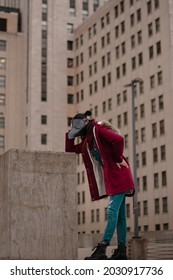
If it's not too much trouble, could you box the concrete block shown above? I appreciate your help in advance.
[0,149,77,259]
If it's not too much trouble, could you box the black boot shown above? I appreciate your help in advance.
[84,241,108,260]
[109,245,128,260]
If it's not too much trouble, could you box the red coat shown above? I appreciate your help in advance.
[65,121,135,201]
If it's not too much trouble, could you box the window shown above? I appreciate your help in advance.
[157,71,163,85]
[138,53,143,65]
[96,209,100,222]
[131,35,135,48]
[114,5,119,18]
[122,63,126,76]
[152,123,157,138]
[117,115,121,128]
[115,25,119,38]
[159,95,164,110]
[142,151,147,166]
[69,0,76,16]
[101,36,105,48]
[162,197,168,213]
[137,9,141,22]
[91,209,94,223]
[120,1,124,13]
[137,30,142,44]
[107,72,111,84]
[126,204,130,218]
[150,75,155,89]
[107,32,110,44]
[151,98,156,113]
[141,127,145,142]
[147,1,152,14]
[102,56,105,68]
[153,148,158,162]
[116,67,120,79]
[0,135,4,147]
[155,18,160,32]
[155,224,160,231]
[155,0,159,9]
[160,145,166,161]
[130,14,135,27]
[123,90,127,102]
[67,58,73,68]
[102,101,106,113]
[142,176,147,191]
[67,93,74,104]
[155,198,160,213]
[67,23,73,33]
[121,42,126,55]
[88,27,92,39]
[0,76,5,87]
[0,18,7,32]
[162,171,167,186]
[106,12,110,25]
[148,23,153,37]
[78,212,80,225]
[101,17,104,29]
[82,211,85,223]
[117,93,121,105]
[93,42,97,54]
[89,46,92,57]
[67,40,73,50]
[102,76,106,87]
[80,53,83,64]
[41,134,47,145]
[0,40,6,51]
[94,81,97,92]
[132,57,136,70]
[116,46,120,59]
[93,0,99,11]
[107,52,111,65]
[140,104,145,118]
[160,120,165,135]
[0,94,5,105]
[67,76,73,86]
[123,112,128,125]
[156,41,161,55]
[82,191,85,203]
[154,173,159,188]
[149,46,154,59]
[93,23,97,35]
[0,58,6,69]
[121,21,125,34]
[143,201,148,215]
[41,115,47,125]
[163,223,169,230]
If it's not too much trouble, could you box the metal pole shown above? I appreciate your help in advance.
[131,81,139,238]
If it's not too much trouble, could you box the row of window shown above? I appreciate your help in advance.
[136,197,168,217]
[135,150,167,168]
[69,0,100,19]
[77,196,167,225]
[78,223,169,234]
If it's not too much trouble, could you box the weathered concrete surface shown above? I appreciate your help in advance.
[0,149,77,259]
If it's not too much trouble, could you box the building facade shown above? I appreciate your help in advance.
[0,0,173,236]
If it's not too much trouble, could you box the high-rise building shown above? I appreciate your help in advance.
[0,0,173,235]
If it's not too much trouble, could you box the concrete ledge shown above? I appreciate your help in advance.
[0,149,77,259]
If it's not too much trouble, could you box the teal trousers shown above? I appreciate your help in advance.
[102,192,126,246]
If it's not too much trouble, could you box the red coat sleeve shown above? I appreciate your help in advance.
[65,132,83,154]
[98,126,124,163]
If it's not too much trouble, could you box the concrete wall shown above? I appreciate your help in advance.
[0,149,77,259]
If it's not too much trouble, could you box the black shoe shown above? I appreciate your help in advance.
[109,245,128,260]
[84,241,108,260]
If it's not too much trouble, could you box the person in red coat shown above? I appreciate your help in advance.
[65,111,135,260]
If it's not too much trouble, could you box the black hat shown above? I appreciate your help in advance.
[68,111,92,139]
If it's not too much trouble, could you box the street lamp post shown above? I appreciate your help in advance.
[124,78,143,239]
